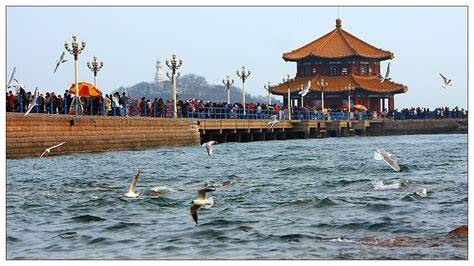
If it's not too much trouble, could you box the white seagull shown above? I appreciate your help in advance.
[190,187,215,226]
[439,73,453,88]
[53,51,68,74]
[381,62,391,83]
[268,115,280,131]
[32,141,67,167]
[373,147,401,172]
[124,169,141,198]
[414,188,428,198]
[298,80,311,97]
[24,87,39,116]
[6,67,16,90]
[202,141,217,157]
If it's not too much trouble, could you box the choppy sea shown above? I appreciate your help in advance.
[6,134,468,259]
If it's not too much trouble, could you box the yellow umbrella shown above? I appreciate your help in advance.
[354,104,368,111]
[69,82,102,97]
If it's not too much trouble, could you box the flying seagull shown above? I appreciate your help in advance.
[6,67,24,94]
[268,115,280,132]
[298,80,311,97]
[202,141,217,157]
[24,87,39,116]
[124,169,141,198]
[381,62,391,83]
[373,147,401,172]
[439,73,453,88]
[414,188,428,198]
[190,187,215,226]
[32,141,67,167]
[53,51,68,74]
[6,67,16,90]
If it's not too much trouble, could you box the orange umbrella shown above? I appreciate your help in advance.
[354,104,368,111]
[69,82,102,97]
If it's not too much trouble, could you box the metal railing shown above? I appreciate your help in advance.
[10,98,467,121]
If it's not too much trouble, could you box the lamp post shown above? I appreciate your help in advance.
[166,53,183,118]
[222,75,234,104]
[236,66,251,115]
[345,83,354,112]
[317,78,328,120]
[65,33,86,114]
[300,84,305,107]
[264,81,272,105]
[87,56,104,88]
[283,74,291,120]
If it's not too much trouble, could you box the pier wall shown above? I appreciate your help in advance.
[6,113,467,159]
[366,119,467,136]
[6,113,201,159]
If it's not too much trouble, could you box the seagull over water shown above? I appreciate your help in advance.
[53,51,68,74]
[124,169,140,198]
[414,188,428,198]
[439,73,453,88]
[268,115,280,131]
[190,187,215,226]
[24,87,39,116]
[374,147,401,172]
[32,141,66,167]
[381,62,391,83]
[202,141,217,157]
[298,80,311,97]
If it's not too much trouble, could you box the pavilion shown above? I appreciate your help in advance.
[270,18,408,113]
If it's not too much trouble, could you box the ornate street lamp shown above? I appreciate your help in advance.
[264,81,272,105]
[222,75,234,104]
[87,56,104,88]
[317,78,328,113]
[236,66,251,115]
[65,33,86,114]
[283,74,292,120]
[166,53,183,118]
[300,84,305,107]
[345,83,355,112]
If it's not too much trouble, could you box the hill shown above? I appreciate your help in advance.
[113,74,280,105]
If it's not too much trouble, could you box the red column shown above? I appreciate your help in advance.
[389,95,395,111]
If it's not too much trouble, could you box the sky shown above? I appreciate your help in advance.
[5,5,468,110]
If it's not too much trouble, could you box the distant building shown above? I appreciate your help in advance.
[155,59,164,88]
[270,18,408,113]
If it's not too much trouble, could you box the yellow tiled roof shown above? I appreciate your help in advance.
[282,19,394,61]
[270,74,408,95]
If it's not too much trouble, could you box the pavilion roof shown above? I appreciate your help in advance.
[282,19,394,61]
[269,74,408,95]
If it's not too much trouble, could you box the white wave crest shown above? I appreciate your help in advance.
[152,186,178,193]
[371,180,401,191]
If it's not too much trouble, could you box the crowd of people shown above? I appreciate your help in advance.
[6,89,468,121]
[384,106,468,120]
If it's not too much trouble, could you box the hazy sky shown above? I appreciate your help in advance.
[6,6,468,109]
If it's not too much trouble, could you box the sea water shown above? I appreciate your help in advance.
[6,134,468,259]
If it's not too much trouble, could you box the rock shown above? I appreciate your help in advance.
[448,225,468,237]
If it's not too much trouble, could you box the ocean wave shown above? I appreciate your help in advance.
[58,232,78,239]
[322,178,373,188]
[71,214,106,223]
[106,222,141,231]
[371,180,408,191]
[363,202,394,212]
[314,197,338,208]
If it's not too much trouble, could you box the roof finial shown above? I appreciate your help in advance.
[336,18,342,28]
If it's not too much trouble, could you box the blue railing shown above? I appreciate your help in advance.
[12,98,466,121]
